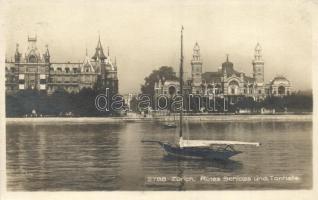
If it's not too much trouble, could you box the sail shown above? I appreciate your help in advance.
[179,138,260,147]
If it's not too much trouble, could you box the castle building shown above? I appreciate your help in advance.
[155,42,292,101]
[5,35,118,95]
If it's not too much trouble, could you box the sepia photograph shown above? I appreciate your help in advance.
[0,0,317,199]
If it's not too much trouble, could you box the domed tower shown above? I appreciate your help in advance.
[191,42,202,93]
[252,43,264,84]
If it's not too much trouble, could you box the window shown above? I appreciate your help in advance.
[231,88,235,94]
[40,79,46,84]
[27,68,36,73]
[29,55,37,63]
[230,97,235,104]
[258,90,261,94]
[278,86,285,95]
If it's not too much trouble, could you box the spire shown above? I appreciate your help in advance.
[15,43,21,62]
[108,46,109,56]
[45,44,50,56]
[15,43,20,55]
[43,44,50,63]
[85,48,88,56]
[92,34,107,61]
[226,54,229,62]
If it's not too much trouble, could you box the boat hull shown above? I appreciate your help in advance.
[160,142,242,160]
[163,124,177,128]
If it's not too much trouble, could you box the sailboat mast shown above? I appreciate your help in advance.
[179,26,184,138]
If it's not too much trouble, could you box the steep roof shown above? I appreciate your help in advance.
[91,36,107,61]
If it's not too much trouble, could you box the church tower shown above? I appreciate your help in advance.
[252,43,264,84]
[191,42,202,93]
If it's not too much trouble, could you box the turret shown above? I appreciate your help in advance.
[43,44,50,63]
[14,43,21,63]
[252,43,264,83]
[191,42,202,91]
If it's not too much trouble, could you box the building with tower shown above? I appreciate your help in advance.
[155,42,292,102]
[5,35,119,95]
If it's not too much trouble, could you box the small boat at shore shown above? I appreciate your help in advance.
[142,26,260,160]
[163,122,177,128]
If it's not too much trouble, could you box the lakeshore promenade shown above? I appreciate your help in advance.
[6,114,312,124]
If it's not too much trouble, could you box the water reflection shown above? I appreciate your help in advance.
[162,155,243,172]
[6,121,312,191]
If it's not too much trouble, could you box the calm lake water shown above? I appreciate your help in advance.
[6,120,312,191]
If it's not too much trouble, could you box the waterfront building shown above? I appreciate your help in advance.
[155,43,292,101]
[5,35,119,95]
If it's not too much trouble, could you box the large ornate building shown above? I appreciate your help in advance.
[155,42,292,101]
[5,35,118,95]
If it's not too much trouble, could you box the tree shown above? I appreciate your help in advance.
[141,66,178,97]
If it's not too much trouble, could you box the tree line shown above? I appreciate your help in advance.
[6,88,121,117]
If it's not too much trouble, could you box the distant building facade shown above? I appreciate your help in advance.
[155,42,292,101]
[5,36,118,95]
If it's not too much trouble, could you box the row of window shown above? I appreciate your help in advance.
[5,67,47,73]
[18,79,47,84]
[53,68,78,73]
[50,76,95,83]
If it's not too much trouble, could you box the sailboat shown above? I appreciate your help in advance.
[143,26,260,160]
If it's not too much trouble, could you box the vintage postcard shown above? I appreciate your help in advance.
[0,0,317,199]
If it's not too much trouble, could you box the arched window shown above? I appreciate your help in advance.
[228,80,239,95]
[249,84,254,94]
[278,86,285,95]
[28,55,38,63]
[168,85,176,96]
[215,84,221,94]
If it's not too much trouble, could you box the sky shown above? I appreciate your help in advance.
[3,0,313,93]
